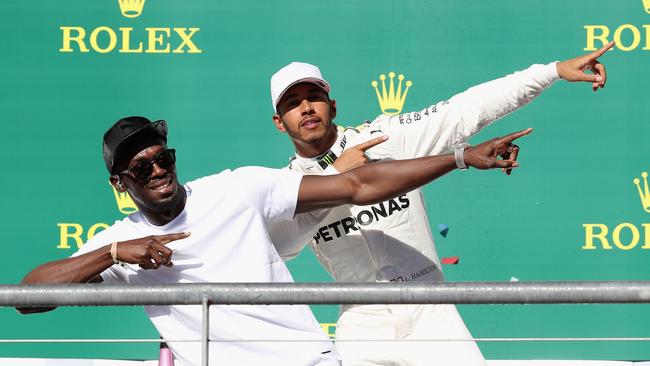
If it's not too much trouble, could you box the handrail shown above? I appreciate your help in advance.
[2,281,650,307]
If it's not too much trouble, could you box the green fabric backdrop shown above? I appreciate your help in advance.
[0,0,648,360]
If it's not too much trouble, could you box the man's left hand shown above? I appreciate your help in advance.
[556,41,615,92]
[464,128,533,170]
[332,135,388,173]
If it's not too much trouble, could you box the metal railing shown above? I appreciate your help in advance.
[2,281,650,365]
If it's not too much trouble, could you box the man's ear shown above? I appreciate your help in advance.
[109,175,126,192]
[272,114,287,133]
[330,99,337,121]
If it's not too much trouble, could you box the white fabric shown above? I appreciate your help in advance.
[336,305,486,366]
[269,63,560,365]
[73,167,340,366]
[271,62,331,112]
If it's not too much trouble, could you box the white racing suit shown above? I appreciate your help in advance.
[269,62,560,366]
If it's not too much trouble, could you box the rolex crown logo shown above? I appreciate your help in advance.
[633,171,650,213]
[371,72,412,116]
[111,184,139,215]
[644,0,650,14]
[118,0,146,18]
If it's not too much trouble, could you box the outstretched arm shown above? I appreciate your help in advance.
[374,42,615,161]
[296,129,532,213]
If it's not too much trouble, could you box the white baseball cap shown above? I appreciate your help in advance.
[270,62,331,113]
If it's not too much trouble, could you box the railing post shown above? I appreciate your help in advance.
[202,295,209,366]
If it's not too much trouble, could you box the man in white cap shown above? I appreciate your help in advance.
[268,42,614,366]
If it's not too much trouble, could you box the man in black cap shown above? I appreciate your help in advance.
[19,116,531,365]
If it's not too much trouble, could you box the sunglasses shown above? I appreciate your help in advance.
[119,148,176,181]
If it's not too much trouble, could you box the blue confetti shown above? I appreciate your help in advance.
[437,223,449,237]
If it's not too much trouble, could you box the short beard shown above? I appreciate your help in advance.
[281,119,335,145]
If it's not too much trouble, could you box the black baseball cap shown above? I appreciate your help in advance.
[103,116,168,174]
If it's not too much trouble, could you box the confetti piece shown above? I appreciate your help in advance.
[437,224,450,237]
[441,256,459,265]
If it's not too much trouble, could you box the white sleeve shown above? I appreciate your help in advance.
[233,167,304,221]
[268,210,329,260]
[376,62,560,159]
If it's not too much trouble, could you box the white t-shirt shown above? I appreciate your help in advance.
[73,167,339,366]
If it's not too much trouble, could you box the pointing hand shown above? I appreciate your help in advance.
[464,128,533,170]
[556,41,614,91]
[332,135,388,173]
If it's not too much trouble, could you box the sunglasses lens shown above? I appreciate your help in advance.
[156,149,175,169]
[130,162,153,181]
[126,149,175,181]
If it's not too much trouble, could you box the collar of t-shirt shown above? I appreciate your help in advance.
[133,184,193,231]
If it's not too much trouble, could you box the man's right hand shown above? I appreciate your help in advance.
[115,232,190,270]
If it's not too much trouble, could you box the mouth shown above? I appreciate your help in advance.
[147,175,175,194]
[300,117,321,130]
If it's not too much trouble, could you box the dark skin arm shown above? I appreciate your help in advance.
[17,232,189,314]
[296,128,532,213]
[18,128,529,313]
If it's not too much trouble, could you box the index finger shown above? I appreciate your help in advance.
[587,41,615,61]
[156,232,191,244]
[355,135,389,152]
[499,128,533,144]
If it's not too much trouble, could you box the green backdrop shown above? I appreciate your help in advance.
[1,0,649,360]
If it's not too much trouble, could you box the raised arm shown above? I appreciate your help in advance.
[296,129,532,213]
[370,42,614,161]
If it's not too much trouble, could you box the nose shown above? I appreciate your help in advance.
[150,161,167,178]
[299,99,315,115]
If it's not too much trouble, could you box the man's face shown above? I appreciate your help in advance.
[273,82,337,146]
[111,144,184,213]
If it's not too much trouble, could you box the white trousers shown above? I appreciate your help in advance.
[335,304,487,366]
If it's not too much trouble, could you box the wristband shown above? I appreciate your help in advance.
[454,144,469,170]
[110,241,121,265]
